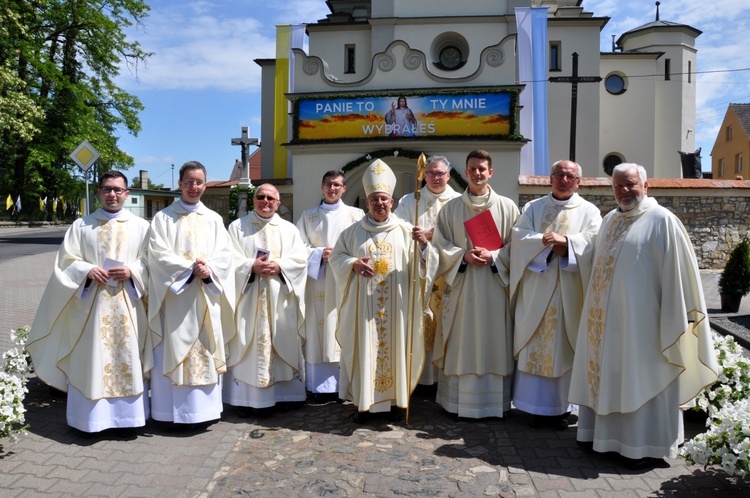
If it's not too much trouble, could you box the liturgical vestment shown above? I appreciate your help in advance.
[569,197,717,459]
[148,201,236,424]
[28,209,151,432]
[296,201,363,394]
[432,188,519,418]
[394,185,461,385]
[330,215,437,413]
[225,211,308,407]
[510,193,601,416]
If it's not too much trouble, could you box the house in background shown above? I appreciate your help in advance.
[123,170,181,220]
[711,103,750,180]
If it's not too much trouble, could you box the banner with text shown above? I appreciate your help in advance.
[293,91,515,142]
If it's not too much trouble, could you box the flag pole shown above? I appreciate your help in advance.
[406,153,427,424]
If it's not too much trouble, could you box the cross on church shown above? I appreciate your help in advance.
[230,126,259,186]
[548,52,601,162]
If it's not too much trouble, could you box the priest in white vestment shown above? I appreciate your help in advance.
[394,155,460,387]
[510,160,601,430]
[28,171,151,433]
[296,171,364,398]
[225,184,308,412]
[569,163,717,469]
[330,159,437,423]
[432,149,520,419]
[148,161,236,426]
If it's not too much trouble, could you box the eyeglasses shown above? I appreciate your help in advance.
[551,173,579,181]
[324,182,344,188]
[426,171,448,179]
[101,187,128,195]
[255,195,278,202]
[181,180,204,187]
[367,196,391,205]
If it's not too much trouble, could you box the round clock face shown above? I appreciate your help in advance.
[439,46,462,69]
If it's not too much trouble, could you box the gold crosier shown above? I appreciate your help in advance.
[406,153,427,424]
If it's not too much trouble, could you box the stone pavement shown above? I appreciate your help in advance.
[0,226,748,497]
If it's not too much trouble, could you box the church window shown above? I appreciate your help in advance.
[603,153,624,176]
[604,73,626,95]
[688,61,692,83]
[737,153,743,173]
[431,32,469,71]
[665,58,671,81]
[345,45,356,74]
[549,42,561,71]
[726,126,733,141]
[719,159,725,177]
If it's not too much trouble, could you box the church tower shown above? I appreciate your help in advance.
[599,3,701,178]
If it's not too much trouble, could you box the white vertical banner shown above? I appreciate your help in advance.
[288,24,306,177]
[515,7,549,176]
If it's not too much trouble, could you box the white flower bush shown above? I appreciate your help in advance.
[0,326,31,442]
[681,332,750,476]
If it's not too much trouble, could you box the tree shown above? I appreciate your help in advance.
[0,0,151,220]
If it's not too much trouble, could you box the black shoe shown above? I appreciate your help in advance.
[550,414,569,430]
[351,411,370,424]
[576,440,594,451]
[113,428,137,439]
[530,414,569,430]
[618,455,667,470]
[237,406,274,419]
[387,407,404,422]
[529,415,544,428]
[310,392,339,403]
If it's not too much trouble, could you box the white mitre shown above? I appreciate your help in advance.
[362,159,397,196]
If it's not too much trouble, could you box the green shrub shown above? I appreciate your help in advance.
[719,236,750,296]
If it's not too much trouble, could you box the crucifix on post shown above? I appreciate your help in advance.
[231,126,259,187]
[231,126,259,217]
[548,52,601,162]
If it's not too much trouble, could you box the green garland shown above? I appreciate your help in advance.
[228,185,256,223]
[341,148,468,190]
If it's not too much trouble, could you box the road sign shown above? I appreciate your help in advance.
[70,140,100,172]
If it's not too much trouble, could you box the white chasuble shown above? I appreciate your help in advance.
[28,210,150,400]
[569,197,717,417]
[432,188,519,377]
[148,202,235,387]
[296,202,363,393]
[395,186,460,385]
[330,216,437,412]
[431,188,519,418]
[510,193,601,379]
[226,212,307,398]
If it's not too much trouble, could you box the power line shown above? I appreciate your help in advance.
[520,66,750,84]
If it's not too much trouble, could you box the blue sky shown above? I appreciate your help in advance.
[115,0,750,183]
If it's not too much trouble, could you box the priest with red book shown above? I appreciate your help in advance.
[431,149,519,419]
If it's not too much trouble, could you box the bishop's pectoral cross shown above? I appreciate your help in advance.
[548,52,602,162]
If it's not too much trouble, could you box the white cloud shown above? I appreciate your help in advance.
[133,154,176,165]
[119,3,278,92]
[117,0,331,92]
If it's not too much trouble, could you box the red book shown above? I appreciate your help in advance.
[463,209,503,251]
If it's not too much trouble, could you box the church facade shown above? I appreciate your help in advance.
[255,0,700,214]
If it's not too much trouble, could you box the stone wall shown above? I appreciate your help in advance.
[519,176,750,269]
